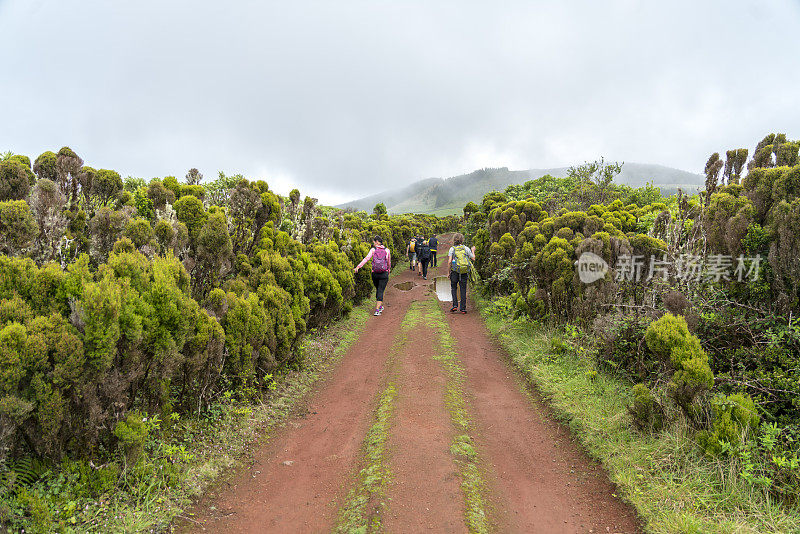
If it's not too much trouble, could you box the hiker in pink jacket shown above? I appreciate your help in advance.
[354,235,391,316]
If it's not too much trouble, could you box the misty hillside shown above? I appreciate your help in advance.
[338,163,704,215]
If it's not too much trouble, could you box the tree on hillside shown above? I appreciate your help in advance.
[373,202,387,219]
[92,169,123,203]
[28,178,68,262]
[568,158,623,206]
[185,167,203,185]
[463,201,479,218]
[0,200,38,254]
[0,158,33,201]
[723,149,748,185]
[33,151,58,183]
[55,146,84,204]
[703,153,723,204]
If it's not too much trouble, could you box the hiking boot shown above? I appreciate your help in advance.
[374,308,382,316]
[450,306,458,312]
[460,310,467,314]
[378,305,384,313]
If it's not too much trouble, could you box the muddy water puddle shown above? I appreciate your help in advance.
[394,281,415,291]
[432,276,450,301]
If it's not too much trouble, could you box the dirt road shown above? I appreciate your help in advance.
[179,235,641,533]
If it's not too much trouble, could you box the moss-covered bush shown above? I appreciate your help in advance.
[696,393,760,456]
[645,314,714,412]
[629,383,664,432]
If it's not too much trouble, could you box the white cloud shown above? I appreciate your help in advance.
[2,0,800,202]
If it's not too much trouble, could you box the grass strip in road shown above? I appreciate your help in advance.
[415,299,491,534]
[475,295,800,534]
[336,381,397,534]
[336,306,426,533]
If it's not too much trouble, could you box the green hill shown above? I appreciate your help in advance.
[338,163,703,215]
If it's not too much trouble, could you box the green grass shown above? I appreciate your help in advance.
[476,295,800,534]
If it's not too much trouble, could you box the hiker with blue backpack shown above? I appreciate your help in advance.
[354,235,392,316]
[448,233,476,313]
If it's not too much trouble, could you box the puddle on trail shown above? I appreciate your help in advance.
[394,281,415,291]
[433,276,450,302]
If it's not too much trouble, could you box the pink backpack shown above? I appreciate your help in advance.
[372,247,389,273]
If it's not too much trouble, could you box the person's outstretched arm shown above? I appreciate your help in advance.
[354,248,374,272]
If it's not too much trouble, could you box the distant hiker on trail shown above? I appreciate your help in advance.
[429,235,438,267]
[406,237,417,270]
[415,235,426,276]
[417,237,432,280]
[354,235,391,316]
[448,233,476,314]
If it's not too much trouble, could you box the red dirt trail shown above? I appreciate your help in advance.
[446,301,642,533]
[383,321,467,533]
[178,268,423,533]
[180,234,643,533]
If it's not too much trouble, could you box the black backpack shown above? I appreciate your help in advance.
[418,240,431,260]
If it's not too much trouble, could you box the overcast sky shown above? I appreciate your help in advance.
[2,0,800,204]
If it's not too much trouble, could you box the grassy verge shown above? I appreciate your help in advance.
[476,294,800,534]
[417,298,491,533]
[3,299,372,534]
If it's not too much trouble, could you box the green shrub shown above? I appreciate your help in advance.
[645,314,714,412]
[629,383,664,432]
[0,160,33,202]
[644,313,691,360]
[550,336,566,354]
[0,201,38,256]
[114,411,148,463]
[697,393,760,456]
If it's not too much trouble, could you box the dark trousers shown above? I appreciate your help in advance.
[420,259,430,277]
[450,271,468,310]
[431,251,437,267]
[372,271,388,301]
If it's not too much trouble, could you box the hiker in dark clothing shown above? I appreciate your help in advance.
[429,235,438,267]
[447,233,476,313]
[417,238,431,279]
[415,236,425,276]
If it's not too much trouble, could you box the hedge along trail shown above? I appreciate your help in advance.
[0,147,461,465]
[0,147,461,531]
